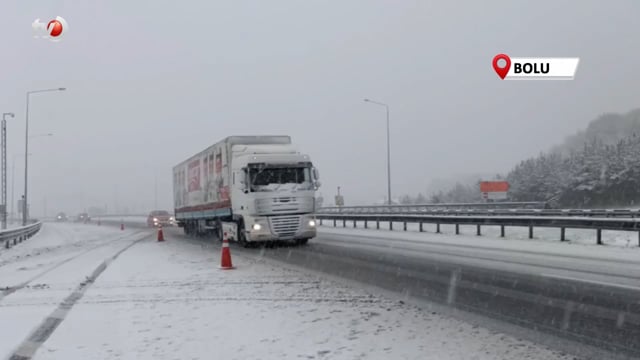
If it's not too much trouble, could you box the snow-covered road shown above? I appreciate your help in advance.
[316,225,640,289]
[0,223,576,360]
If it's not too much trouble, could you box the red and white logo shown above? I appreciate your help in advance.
[32,16,68,41]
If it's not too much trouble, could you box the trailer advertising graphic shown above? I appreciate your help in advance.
[188,159,201,192]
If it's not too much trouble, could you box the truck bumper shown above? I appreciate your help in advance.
[247,230,316,242]
[245,214,317,242]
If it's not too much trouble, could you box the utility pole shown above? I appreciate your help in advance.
[114,185,118,214]
[154,171,158,209]
[1,113,13,229]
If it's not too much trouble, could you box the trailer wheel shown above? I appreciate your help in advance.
[215,219,223,242]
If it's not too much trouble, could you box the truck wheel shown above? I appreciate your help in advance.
[238,224,252,248]
[296,238,309,246]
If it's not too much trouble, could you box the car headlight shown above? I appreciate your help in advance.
[252,223,262,231]
[308,219,316,227]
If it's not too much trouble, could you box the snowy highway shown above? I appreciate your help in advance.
[252,226,640,358]
[138,217,640,357]
[313,226,640,289]
[0,222,638,359]
[0,223,583,360]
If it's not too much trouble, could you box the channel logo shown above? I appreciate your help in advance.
[492,54,579,80]
[32,16,68,42]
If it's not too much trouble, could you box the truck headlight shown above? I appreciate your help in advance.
[252,223,262,231]
[308,220,316,227]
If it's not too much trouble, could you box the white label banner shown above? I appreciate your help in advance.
[484,192,508,200]
[506,57,579,80]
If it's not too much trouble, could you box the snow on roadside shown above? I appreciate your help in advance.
[1,222,134,259]
[33,236,575,360]
[319,220,640,257]
[0,223,152,357]
[0,223,144,285]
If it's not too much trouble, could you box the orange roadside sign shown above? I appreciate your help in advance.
[480,181,509,193]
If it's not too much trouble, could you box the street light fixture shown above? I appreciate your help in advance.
[24,88,65,225]
[364,98,392,205]
[30,133,54,139]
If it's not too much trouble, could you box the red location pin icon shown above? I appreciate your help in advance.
[492,54,511,80]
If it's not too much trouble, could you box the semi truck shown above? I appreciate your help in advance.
[172,135,321,246]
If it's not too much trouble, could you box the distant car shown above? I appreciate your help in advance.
[55,212,68,222]
[76,213,91,223]
[147,210,174,227]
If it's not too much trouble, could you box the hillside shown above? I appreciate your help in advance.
[507,108,640,208]
[396,109,640,207]
[552,109,640,155]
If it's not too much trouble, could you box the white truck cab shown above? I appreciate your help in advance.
[231,144,320,244]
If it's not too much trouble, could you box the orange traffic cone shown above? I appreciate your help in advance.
[157,225,164,242]
[120,223,124,231]
[219,231,234,270]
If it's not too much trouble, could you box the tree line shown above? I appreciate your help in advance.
[396,109,640,208]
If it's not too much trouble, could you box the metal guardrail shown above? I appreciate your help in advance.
[2,222,42,249]
[315,213,640,246]
[318,202,548,213]
[92,214,147,218]
[317,205,640,218]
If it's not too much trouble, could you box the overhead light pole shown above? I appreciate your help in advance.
[24,88,65,225]
[364,98,392,205]
[13,134,51,223]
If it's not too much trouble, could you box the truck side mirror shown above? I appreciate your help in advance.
[312,167,320,189]
[240,169,249,193]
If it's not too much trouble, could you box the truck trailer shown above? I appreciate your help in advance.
[172,135,321,246]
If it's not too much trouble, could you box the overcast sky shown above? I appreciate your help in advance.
[1,0,639,214]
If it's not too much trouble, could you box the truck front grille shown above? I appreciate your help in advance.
[255,197,315,215]
[269,216,301,238]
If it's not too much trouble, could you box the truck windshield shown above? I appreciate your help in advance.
[249,167,312,192]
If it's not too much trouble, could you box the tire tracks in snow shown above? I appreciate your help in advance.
[4,232,151,360]
[0,230,148,301]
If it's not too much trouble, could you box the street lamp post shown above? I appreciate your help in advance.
[12,152,35,224]
[13,133,50,223]
[24,88,65,225]
[364,98,392,205]
[1,113,14,229]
